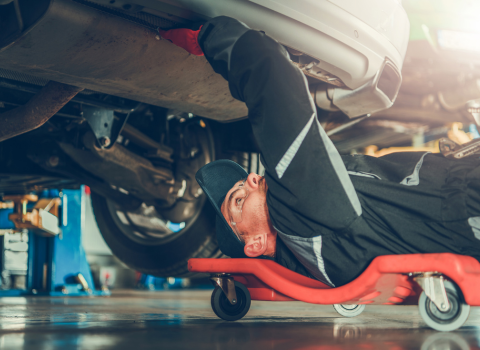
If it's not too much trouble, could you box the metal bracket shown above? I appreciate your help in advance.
[210,274,237,305]
[82,106,130,148]
[413,272,450,312]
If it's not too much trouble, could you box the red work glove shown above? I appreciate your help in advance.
[158,27,204,56]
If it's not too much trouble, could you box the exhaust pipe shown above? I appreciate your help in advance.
[313,58,402,118]
[0,81,83,142]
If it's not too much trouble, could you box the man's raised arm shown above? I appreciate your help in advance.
[198,16,362,235]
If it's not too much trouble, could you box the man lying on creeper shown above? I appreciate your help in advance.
[159,16,480,287]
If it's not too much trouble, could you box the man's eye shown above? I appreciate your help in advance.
[236,197,247,207]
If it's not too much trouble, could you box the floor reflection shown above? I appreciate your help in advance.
[421,333,470,350]
[0,322,477,350]
[0,291,478,350]
[205,321,480,350]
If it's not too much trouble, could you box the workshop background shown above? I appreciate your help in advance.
[1,0,480,349]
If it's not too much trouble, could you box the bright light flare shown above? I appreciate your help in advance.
[437,29,480,53]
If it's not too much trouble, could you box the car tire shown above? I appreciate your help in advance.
[91,191,223,277]
[90,118,260,277]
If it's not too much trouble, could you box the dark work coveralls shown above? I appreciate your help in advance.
[198,17,480,287]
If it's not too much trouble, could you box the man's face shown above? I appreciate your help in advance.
[221,173,268,241]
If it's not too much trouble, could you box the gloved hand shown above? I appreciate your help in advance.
[158,27,204,56]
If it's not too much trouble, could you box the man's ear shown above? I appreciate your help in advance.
[244,233,268,257]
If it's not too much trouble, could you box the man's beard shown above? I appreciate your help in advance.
[258,176,267,194]
[251,176,269,224]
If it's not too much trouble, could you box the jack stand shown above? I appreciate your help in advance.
[0,187,109,297]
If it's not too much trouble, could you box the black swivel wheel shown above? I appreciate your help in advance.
[211,281,251,321]
[418,281,470,332]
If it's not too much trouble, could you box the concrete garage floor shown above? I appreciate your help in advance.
[0,290,479,349]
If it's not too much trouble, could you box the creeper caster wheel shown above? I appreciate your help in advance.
[418,281,470,332]
[333,304,365,317]
[211,281,251,321]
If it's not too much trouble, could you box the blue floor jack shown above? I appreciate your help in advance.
[0,187,109,297]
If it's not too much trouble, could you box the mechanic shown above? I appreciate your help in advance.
[160,16,480,287]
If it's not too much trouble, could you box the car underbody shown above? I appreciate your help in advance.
[1,0,480,276]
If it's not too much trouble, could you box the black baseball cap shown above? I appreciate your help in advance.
[195,159,248,258]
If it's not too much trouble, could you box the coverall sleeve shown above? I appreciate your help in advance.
[198,17,362,237]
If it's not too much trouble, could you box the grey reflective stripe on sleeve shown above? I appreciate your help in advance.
[400,152,430,186]
[276,229,335,287]
[347,171,381,180]
[274,68,362,216]
[275,113,315,179]
[468,217,480,240]
[315,117,362,216]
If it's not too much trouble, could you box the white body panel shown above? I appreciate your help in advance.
[169,0,409,90]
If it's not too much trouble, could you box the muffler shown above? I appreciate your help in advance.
[313,58,402,118]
